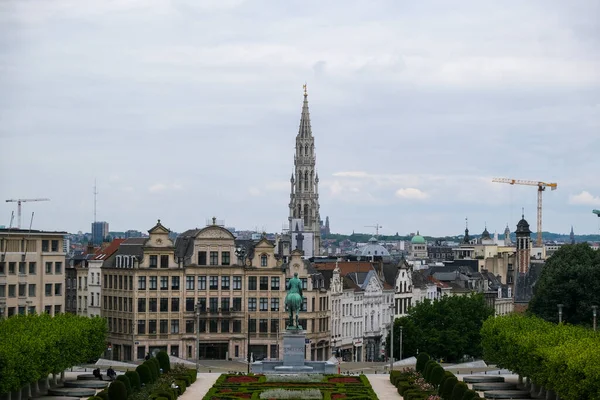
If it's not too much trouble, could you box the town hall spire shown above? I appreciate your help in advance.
[288,84,321,256]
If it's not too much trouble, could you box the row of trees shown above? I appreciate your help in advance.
[386,293,494,363]
[481,313,600,400]
[0,313,106,394]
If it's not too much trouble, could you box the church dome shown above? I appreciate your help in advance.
[516,216,531,234]
[356,237,390,257]
[481,227,491,240]
[411,231,426,244]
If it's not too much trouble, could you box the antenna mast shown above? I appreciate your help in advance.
[93,179,98,222]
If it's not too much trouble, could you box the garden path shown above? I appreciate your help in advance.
[179,373,220,400]
[366,374,403,400]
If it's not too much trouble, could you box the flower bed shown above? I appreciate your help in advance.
[203,374,377,400]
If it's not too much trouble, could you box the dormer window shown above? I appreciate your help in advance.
[260,254,268,267]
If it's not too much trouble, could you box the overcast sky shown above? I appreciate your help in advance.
[1,0,599,237]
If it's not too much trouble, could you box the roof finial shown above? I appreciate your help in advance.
[303,82,307,96]
[465,217,468,229]
[521,207,524,219]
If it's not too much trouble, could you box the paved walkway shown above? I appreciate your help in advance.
[179,373,220,400]
[366,374,403,400]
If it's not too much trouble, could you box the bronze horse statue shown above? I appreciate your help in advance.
[285,272,304,329]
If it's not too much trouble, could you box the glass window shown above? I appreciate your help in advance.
[233,276,242,290]
[138,320,146,334]
[271,298,279,311]
[186,297,195,312]
[42,240,49,252]
[209,251,218,266]
[233,297,242,311]
[198,320,206,332]
[260,298,268,311]
[198,276,207,290]
[221,276,230,290]
[259,319,268,333]
[160,298,168,312]
[44,284,52,296]
[248,297,257,311]
[185,320,194,333]
[209,320,218,333]
[45,262,52,274]
[51,240,59,252]
[160,255,169,268]
[160,319,168,334]
[271,277,280,290]
[222,251,230,266]
[209,298,218,312]
[138,276,147,290]
[271,319,279,333]
[149,255,158,268]
[248,276,257,290]
[18,262,26,275]
[198,251,207,265]
[149,298,157,312]
[260,277,268,290]
[186,276,195,290]
[171,276,180,290]
[261,255,268,267]
[221,320,229,333]
[28,284,36,297]
[248,319,256,333]
[160,276,168,290]
[149,276,157,290]
[233,320,242,333]
[55,262,62,274]
[171,298,179,312]
[138,298,146,312]
[221,297,230,311]
[301,278,308,290]
[171,319,179,333]
[209,276,218,290]
[28,262,36,274]
[149,319,157,334]
[18,284,26,297]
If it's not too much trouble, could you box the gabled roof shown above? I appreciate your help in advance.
[93,239,126,260]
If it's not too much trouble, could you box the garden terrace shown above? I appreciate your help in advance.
[202,374,378,400]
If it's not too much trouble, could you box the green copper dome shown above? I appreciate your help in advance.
[411,231,426,244]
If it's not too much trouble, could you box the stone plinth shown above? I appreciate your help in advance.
[473,382,517,391]
[484,390,531,399]
[463,376,505,384]
[251,329,335,374]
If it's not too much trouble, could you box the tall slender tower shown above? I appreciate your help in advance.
[289,85,321,255]
[515,213,532,274]
[570,226,575,244]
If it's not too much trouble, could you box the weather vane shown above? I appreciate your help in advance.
[303,82,307,95]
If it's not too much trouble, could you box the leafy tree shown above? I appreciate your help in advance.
[528,243,600,326]
[385,294,494,362]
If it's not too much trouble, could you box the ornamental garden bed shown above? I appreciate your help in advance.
[202,374,377,400]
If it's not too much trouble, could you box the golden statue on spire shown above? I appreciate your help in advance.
[303,83,307,95]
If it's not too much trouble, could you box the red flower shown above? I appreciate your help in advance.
[225,376,259,383]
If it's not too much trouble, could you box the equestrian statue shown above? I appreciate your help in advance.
[285,272,304,329]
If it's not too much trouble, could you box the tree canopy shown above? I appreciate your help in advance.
[386,293,494,363]
[0,313,106,394]
[528,243,600,326]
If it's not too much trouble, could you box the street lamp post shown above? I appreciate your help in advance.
[195,300,202,372]
[592,305,597,331]
[399,326,403,363]
[558,304,564,324]
[389,305,394,372]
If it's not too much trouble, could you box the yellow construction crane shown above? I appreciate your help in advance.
[5,198,50,229]
[492,178,557,247]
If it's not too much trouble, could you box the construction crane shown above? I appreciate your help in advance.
[5,198,50,229]
[365,224,382,238]
[492,178,557,247]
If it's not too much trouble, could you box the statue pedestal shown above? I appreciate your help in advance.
[251,329,335,374]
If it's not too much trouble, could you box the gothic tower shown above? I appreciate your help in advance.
[288,85,321,255]
[515,213,532,274]
[570,226,575,244]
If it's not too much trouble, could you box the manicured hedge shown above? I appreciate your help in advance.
[156,351,171,373]
[108,380,128,400]
[0,313,106,394]
[481,314,600,400]
[416,352,430,373]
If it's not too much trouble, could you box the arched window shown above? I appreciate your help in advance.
[304,204,309,225]
[299,145,302,156]
[304,171,309,191]
[305,144,308,155]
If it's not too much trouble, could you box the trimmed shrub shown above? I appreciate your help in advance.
[88,397,104,400]
[116,375,131,396]
[416,352,430,373]
[125,370,141,391]
[144,360,158,382]
[430,365,445,387]
[176,380,186,394]
[440,377,458,399]
[150,357,160,373]
[187,369,197,383]
[423,360,436,382]
[451,381,468,400]
[96,391,109,400]
[397,382,413,395]
[136,364,152,385]
[107,380,128,400]
[156,351,171,373]
[438,371,455,394]
[462,389,480,400]
[156,397,169,400]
